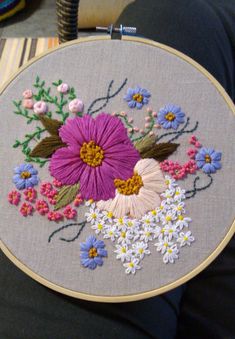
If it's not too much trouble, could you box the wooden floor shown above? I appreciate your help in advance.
[0,0,57,38]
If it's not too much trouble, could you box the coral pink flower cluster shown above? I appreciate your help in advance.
[160,135,201,180]
[8,179,84,221]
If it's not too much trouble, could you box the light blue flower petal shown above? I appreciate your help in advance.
[97,248,108,257]
[14,178,26,190]
[211,151,222,161]
[94,239,105,248]
[202,163,215,173]
[81,258,92,267]
[171,120,179,130]
[142,97,149,104]
[27,176,38,187]
[196,160,205,168]
[195,153,205,161]
[29,168,38,175]
[128,100,136,108]
[80,243,90,251]
[212,161,221,170]
[80,252,89,259]
[88,260,97,270]
[136,102,143,109]
[199,148,207,156]
[94,256,103,266]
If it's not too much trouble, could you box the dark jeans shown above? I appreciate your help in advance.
[1,1,234,338]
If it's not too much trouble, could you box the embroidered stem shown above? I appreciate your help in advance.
[156,118,199,143]
[131,112,155,142]
[48,221,86,243]
[87,78,128,115]
[13,100,40,124]
[185,174,213,199]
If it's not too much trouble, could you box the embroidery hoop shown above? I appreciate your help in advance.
[0,35,234,302]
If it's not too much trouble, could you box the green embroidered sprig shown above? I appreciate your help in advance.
[13,126,48,167]
[131,111,155,142]
[13,100,40,124]
[33,76,77,122]
[115,113,135,138]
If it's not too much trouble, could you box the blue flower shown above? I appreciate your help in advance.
[157,104,185,130]
[80,235,107,270]
[13,164,39,190]
[195,148,222,174]
[124,86,151,109]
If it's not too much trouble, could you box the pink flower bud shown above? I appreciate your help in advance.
[147,107,152,113]
[57,83,70,94]
[140,129,145,135]
[69,99,84,114]
[120,111,127,116]
[149,131,154,136]
[145,123,150,128]
[145,116,151,122]
[128,128,133,133]
[33,101,48,114]
[128,117,133,123]
[154,124,161,129]
[22,89,33,99]
[134,127,139,132]
[23,99,34,109]
[152,111,158,117]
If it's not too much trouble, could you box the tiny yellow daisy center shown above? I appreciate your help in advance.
[178,215,184,220]
[80,140,104,167]
[20,171,31,179]
[129,262,134,268]
[165,112,175,121]
[107,211,113,218]
[166,215,172,222]
[114,173,143,195]
[89,247,98,258]
[133,93,143,103]
[205,154,211,163]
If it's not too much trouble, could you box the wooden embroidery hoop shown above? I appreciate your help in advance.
[0,35,234,303]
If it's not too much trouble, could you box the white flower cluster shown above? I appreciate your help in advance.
[85,176,194,274]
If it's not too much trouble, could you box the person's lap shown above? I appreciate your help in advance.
[1,1,234,338]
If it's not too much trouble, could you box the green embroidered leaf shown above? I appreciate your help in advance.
[30,135,66,158]
[54,183,80,211]
[140,142,179,162]
[134,134,156,153]
[39,115,63,135]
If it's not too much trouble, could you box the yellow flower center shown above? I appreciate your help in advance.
[167,248,173,253]
[114,173,143,195]
[107,211,113,218]
[139,248,143,254]
[129,262,134,268]
[80,140,104,167]
[183,236,188,241]
[121,232,126,238]
[97,223,103,230]
[178,215,184,220]
[205,154,211,163]
[151,210,157,216]
[89,247,98,258]
[165,112,175,121]
[20,171,31,179]
[133,93,143,103]
[166,215,172,222]
[121,247,126,253]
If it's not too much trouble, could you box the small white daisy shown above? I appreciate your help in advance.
[125,219,140,233]
[103,225,118,242]
[173,187,186,202]
[139,226,154,242]
[153,225,162,239]
[165,175,177,190]
[161,189,175,204]
[91,220,107,234]
[170,202,185,216]
[164,224,179,240]
[117,230,133,245]
[114,244,132,262]
[132,241,150,260]
[154,235,173,254]
[114,216,128,230]
[85,199,95,207]
[102,210,114,222]
[123,258,141,274]
[176,215,192,230]
[177,231,195,247]
[85,207,102,224]
[163,245,179,264]
[141,214,155,227]
[161,211,176,226]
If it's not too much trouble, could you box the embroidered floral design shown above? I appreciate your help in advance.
[124,86,151,109]
[9,77,223,275]
[97,159,166,218]
[157,105,185,130]
[195,147,222,174]
[49,113,140,201]
[85,177,193,273]
[13,164,39,190]
[80,235,107,269]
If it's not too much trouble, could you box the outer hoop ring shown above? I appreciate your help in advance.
[1,35,234,303]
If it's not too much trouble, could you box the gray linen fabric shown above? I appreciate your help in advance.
[0,39,234,297]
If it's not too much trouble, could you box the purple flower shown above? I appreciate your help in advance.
[80,235,107,270]
[13,164,39,190]
[124,86,151,109]
[49,113,140,201]
[195,148,222,174]
[157,104,185,130]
